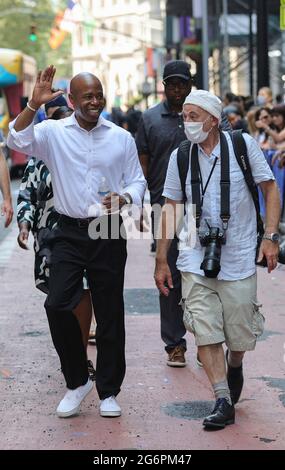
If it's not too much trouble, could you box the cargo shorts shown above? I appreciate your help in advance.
[181,272,264,351]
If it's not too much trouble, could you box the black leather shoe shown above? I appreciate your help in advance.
[203,398,235,429]
[226,350,244,404]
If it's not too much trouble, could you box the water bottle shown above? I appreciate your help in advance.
[98,177,110,200]
[98,177,110,215]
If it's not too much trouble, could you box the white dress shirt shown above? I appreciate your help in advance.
[8,113,146,218]
[163,131,274,281]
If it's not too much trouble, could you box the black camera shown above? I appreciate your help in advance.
[199,226,226,278]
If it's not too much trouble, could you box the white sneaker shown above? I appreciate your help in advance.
[56,378,93,418]
[100,396,121,417]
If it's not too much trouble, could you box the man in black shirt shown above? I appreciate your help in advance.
[136,60,231,368]
[136,60,192,367]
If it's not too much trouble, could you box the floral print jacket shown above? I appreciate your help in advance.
[17,158,59,293]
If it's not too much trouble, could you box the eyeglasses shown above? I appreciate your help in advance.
[163,80,190,91]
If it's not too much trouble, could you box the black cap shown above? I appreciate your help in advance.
[163,60,191,82]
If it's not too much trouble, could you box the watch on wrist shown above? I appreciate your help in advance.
[123,193,132,205]
[262,232,280,243]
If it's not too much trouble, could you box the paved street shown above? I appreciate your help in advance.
[0,188,285,450]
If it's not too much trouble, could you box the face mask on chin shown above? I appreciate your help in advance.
[184,117,212,143]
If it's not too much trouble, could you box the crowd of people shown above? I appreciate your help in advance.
[222,88,285,226]
[0,59,283,431]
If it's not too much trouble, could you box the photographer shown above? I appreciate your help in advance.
[154,90,280,430]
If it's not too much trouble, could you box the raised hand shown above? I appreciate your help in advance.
[30,65,64,108]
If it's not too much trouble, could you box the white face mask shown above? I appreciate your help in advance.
[184,117,211,143]
[256,95,266,106]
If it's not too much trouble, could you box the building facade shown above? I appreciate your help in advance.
[71,0,166,110]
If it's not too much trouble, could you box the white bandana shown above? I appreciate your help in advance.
[183,90,222,122]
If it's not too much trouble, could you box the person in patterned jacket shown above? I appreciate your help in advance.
[17,106,96,381]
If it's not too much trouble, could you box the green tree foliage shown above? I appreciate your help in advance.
[0,0,72,78]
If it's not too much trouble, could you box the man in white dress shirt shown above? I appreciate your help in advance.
[8,66,146,418]
[154,90,280,429]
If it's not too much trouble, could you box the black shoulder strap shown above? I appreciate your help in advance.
[229,130,264,235]
[219,131,231,229]
[177,136,230,229]
[177,131,264,235]
[177,139,191,203]
[190,143,202,227]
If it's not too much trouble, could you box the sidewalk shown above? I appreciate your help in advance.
[1,223,285,450]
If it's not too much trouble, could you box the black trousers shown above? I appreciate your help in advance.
[45,215,127,399]
[151,196,187,352]
[159,237,186,352]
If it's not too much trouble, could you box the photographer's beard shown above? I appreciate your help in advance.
[184,117,213,143]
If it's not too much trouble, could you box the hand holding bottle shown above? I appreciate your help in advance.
[102,193,129,213]
[98,177,129,213]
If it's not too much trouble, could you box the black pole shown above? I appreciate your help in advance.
[249,0,254,97]
[154,71,158,100]
[256,0,269,90]
[145,95,149,109]
[175,44,180,60]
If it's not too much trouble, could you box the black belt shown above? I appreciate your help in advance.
[60,214,97,228]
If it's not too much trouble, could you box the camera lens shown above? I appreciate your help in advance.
[200,241,222,278]
[199,227,224,278]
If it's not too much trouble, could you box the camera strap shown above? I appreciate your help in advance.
[190,131,230,229]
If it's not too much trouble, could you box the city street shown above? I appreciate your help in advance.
[0,182,285,450]
[1,0,285,455]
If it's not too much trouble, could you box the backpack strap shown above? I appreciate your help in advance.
[177,139,191,204]
[229,129,264,235]
[219,131,231,230]
[190,143,202,227]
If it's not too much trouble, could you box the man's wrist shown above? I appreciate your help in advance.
[264,227,278,233]
[122,193,132,205]
[262,231,280,243]
[28,100,40,112]
[19,221,31,230]
[155,256,168,264]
